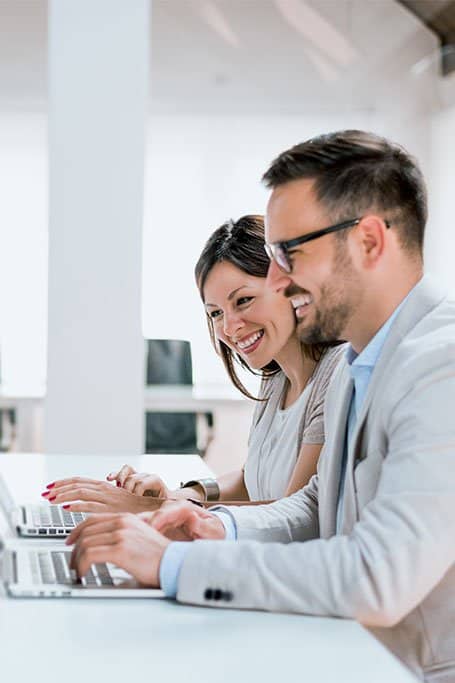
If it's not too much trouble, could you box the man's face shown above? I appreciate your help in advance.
[265,178,361,345]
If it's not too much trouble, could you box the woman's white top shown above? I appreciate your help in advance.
[244,345,346,500]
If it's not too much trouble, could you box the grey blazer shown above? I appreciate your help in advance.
[177,276,455,683]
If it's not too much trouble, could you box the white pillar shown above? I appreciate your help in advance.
[45,0,149,454]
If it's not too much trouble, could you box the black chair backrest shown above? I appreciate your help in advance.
[145,339,198,454]
[146,339,193,386]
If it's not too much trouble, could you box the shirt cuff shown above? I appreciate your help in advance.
[159,541,193,598]
[211,509,237,540]
[159,510,237,598]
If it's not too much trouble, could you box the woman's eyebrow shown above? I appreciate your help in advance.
[228,285,248,301]
[205,285,249,309]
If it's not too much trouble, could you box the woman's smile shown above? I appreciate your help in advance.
[235,329,264,354]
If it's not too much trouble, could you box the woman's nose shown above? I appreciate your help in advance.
[223,311,244,338]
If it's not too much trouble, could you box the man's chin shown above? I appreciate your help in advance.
[297,321,333,346]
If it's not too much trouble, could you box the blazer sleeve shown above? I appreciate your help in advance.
[176,346,455,628]
[212,471,320,543]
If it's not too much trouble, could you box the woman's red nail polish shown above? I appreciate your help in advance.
[47,483,55,489]
[48,496,56,501]
[116,481,121,487]
[62,505,70,510]
[41,491,50,497]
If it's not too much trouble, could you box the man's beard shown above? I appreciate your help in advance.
[285,248,360,345]
[297,284,353,344]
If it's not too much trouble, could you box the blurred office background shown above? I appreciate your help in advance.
[0,0,454,470]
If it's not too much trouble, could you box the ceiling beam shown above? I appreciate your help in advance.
[398,0,455,75]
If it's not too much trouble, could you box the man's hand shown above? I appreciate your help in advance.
[66,513,170,586]
[42,477,163,513]
[145,500,226,541]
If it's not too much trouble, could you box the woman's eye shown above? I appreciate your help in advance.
[209,309,223,320]
[237,296,253,306]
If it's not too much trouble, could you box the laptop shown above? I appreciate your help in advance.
[0,475,86,537]
[1,542,164,598]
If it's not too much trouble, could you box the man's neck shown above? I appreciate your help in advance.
[347,270,424,354]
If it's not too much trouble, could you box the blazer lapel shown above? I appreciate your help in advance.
[342,275,447,525]
[320,364,353,537]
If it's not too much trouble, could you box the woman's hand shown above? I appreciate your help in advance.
[106,465,171,498]
[143,500,226,541]
[66,513,169,585]
[42,477,163,514]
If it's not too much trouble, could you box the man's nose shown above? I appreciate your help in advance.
[266,258,293,293]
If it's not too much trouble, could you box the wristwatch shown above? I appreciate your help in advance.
[180,477,220,501]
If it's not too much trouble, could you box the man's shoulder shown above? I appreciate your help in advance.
[399,295,455,357]
[389,295,455,391]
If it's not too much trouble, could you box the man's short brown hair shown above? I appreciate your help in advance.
[262,130,427,255]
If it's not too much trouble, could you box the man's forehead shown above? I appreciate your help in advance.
[265,178,325,242]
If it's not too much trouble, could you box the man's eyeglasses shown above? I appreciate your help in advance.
[264,216,390,274]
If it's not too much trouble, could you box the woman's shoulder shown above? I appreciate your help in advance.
[257,369,287,400]
[313,343,348,385]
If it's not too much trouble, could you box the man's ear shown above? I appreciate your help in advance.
[353,215,388,269]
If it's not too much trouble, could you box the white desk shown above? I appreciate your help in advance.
[0,454,416,683]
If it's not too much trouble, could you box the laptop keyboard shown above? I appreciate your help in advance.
[32,551,114,587]
[31,505,85,529]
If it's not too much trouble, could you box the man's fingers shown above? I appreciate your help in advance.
[66,513,124,545]
[70,530,118,569]
[137,511,157,524]
[72,545,118,578]
[152,503,209,533]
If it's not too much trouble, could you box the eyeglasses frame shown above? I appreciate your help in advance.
[264,216,391,273]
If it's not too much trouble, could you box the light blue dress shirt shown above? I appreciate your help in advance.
[335,298,408,530]
[160,509,236,597]
[161,288,414,597]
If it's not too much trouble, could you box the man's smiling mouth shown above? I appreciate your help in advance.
[290,293,313,319]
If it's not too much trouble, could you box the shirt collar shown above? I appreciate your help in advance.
[345,284,417,370]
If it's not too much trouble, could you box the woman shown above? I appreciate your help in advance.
[44,216,345,511]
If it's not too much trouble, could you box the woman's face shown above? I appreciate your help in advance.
[203,260,296,370]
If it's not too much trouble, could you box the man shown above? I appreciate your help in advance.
[69,131,455,682]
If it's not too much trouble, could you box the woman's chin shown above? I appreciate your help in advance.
[243,353,272,371]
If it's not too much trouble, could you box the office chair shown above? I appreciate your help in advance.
[145,339,214,456]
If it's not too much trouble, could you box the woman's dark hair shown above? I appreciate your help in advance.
[194,214,336,400]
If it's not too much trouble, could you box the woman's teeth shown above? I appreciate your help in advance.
[237,330,264,350]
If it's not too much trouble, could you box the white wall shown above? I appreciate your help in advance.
[428,86,455,296]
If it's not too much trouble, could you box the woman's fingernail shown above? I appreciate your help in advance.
[41,491,50,497]
[116,481,121,487]
[62,504,70,510]
[48,496,56,502]
[46,483,55,489]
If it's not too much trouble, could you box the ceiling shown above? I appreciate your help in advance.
[0,0,441,114]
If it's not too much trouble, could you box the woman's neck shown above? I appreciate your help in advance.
[274,335,317,409]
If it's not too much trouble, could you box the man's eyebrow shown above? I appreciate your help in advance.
[205,285,248,308]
